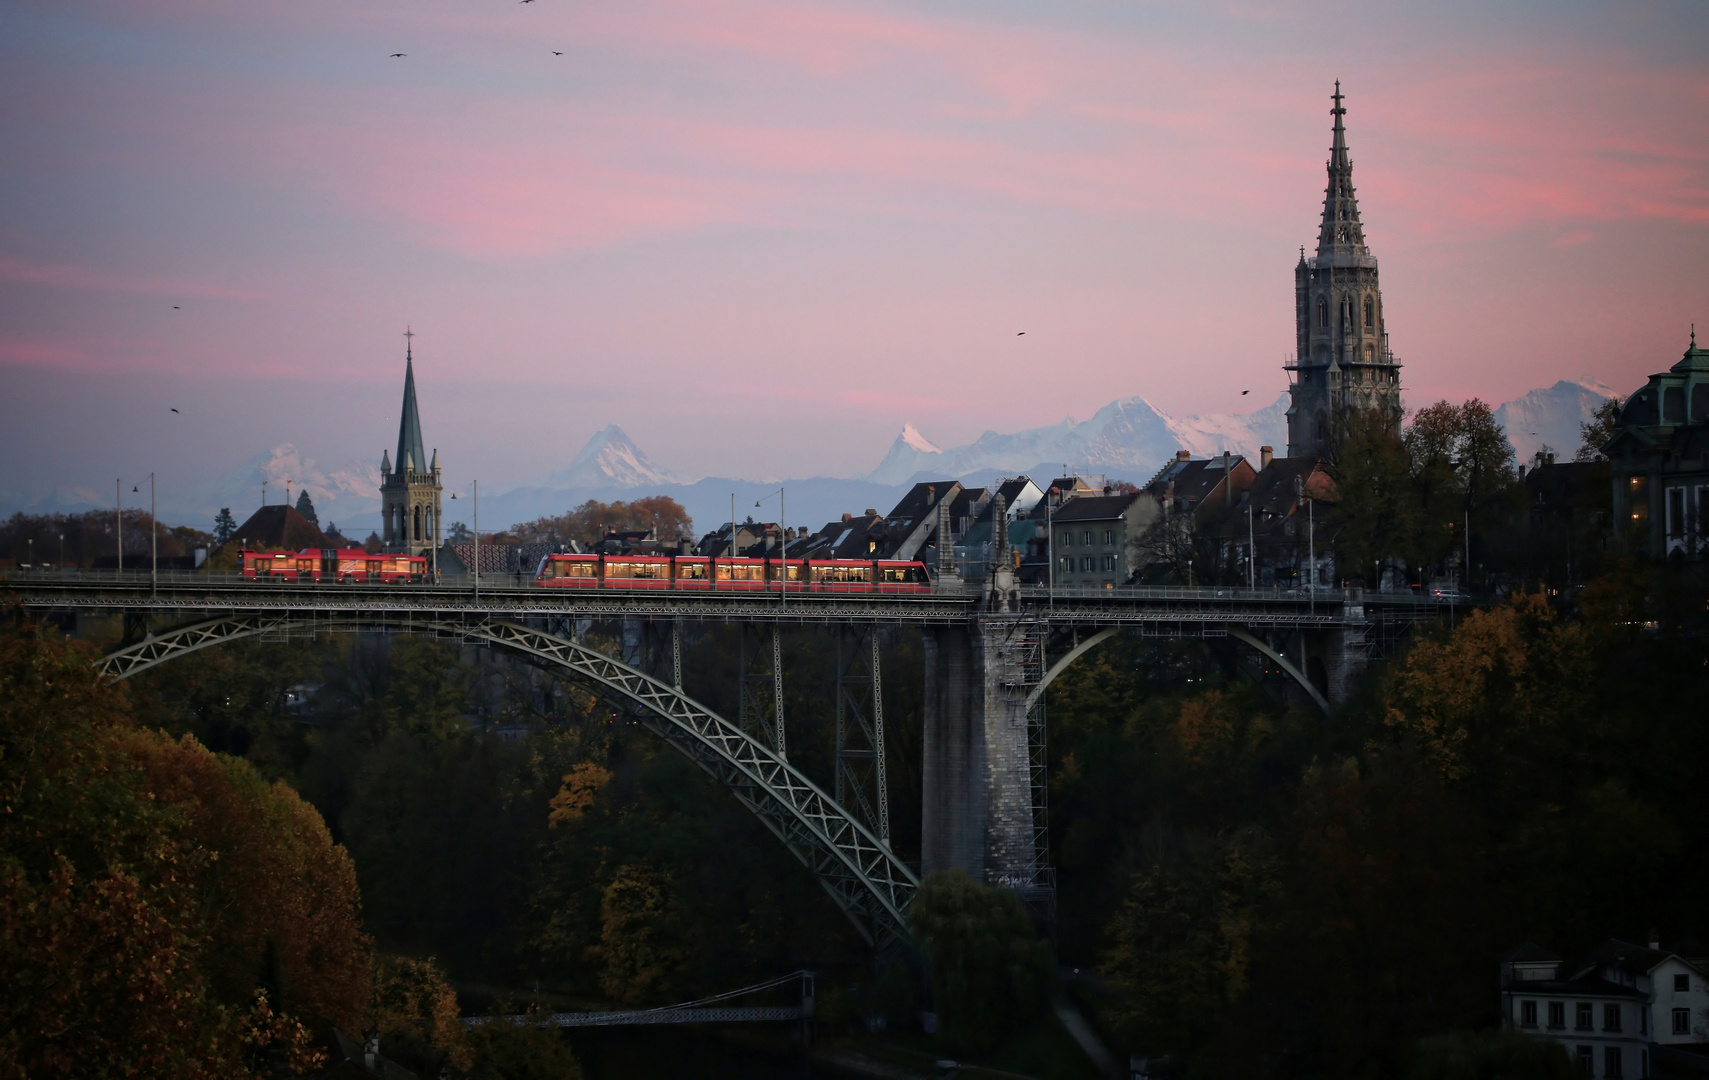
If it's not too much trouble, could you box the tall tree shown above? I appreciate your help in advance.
[1575,397,1623,462]
[214,507,238,547]
[294,490,318,525]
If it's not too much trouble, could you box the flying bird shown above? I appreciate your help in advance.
[1016,331,1025,336]
[1241,389,1250,395]
[171,408,180,414]
[389,52,406,58]
[172,305,180,309]
[552,50,563,55]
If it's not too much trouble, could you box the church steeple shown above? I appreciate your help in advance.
[1316,80,1369,261]
[380,328,442,558]
[395,329,426,480]
[1286,83,1402,459]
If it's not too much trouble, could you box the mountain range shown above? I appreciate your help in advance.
[3,379,1614,539]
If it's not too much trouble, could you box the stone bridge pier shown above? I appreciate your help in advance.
[920,618,1041,891]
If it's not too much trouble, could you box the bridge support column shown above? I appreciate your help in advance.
[921,620,1040,891]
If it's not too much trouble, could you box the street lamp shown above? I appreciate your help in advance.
[133,474,156,595]
[451,480,478,598]
[755,487,786,606]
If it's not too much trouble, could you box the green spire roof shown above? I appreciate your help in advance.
[395,335,427,475]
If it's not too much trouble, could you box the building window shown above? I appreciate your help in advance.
[1641,1006,1649,1035]
[1103,529,1114,546]
[1364,296,1374,330]
[1550,1002,1566,1030]
[1080,556,1094,572]
[1060,556,1073,574]
[1317,296,1328,328]
[1606,1047,1624,1079]
[1081,530,1093,545]
[1606,1003,1623,1032]
[1674,1007,1690,1035]
[1676,974,1690,993]
[1102,555,1116,572]
[1667,487,1686,538]
[1664,385,1685,423]
[1521,1000,1538,1027]
[1577,1047,1593,1075]
[1577,1003,1594,1031]
[1060,531,1072,548]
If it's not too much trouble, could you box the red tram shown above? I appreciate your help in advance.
[537,554,931,593]
[239,548,428,583]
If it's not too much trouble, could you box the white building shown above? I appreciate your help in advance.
[1501,939,1709,1078]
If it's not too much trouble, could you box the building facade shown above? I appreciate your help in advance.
[1606,331,1709,559]
[380,339,443,557]
[1286,83,1404,459]
[1502,939,1709,1078]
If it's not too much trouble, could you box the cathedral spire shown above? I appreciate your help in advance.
[395,328,426,480]
[1317,80,1369,260]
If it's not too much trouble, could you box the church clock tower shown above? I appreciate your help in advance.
[1287,83,1403,459]
[381,330,442,556]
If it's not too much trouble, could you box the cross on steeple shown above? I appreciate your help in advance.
[403,326,414,358]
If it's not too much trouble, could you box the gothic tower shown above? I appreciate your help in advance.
[1286,83,1403,459]
[380,332,442,556]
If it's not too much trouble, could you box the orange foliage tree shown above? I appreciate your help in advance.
[0,617,371,1077]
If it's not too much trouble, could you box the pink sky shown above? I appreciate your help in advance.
[2,0,1706,497]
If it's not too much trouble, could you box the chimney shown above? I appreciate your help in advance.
[1260,445,1273,471]
[1175,450,1191,462]
[865,509,878,517]
[842,512,852,522]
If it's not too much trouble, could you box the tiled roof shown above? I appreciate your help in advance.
[232,505,331,551]
[1051,492,1144,522]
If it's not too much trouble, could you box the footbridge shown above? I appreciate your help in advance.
[6,569,1443,943]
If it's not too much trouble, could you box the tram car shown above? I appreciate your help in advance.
[239,548,428,583]
[537,554,931,593]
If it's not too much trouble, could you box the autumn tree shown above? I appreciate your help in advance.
[509,496,694,548]
[0,616,371,1077]
[1102,827,1278,1057]
[1575,397,1623,462]
[1331,409,1421,583]
[908,870,1052,1054]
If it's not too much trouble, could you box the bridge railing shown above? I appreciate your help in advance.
[4,566,1452,603]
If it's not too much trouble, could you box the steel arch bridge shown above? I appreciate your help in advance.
[97,612,919,947]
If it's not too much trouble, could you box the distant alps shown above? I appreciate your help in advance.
[4,380,1616,539]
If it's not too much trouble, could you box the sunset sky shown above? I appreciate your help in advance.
[3,0,1706,507]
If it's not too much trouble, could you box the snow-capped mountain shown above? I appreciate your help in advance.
[1494,378,1615,465]
[539,425,679,489]
[868,394,1290,486]
[867,424,945,485]
[189,444,382,527]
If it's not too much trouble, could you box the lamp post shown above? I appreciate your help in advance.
[58,533,64,572]
[450,480,479,598]
[756,487,786,606]
[1046,488,1055,610]
[116,479,123,575]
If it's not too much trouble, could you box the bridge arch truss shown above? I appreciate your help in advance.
[98,612,918,946]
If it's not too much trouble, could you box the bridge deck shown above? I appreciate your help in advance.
[5,571,1445,628]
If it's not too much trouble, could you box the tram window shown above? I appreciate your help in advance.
[677,562,706,579]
